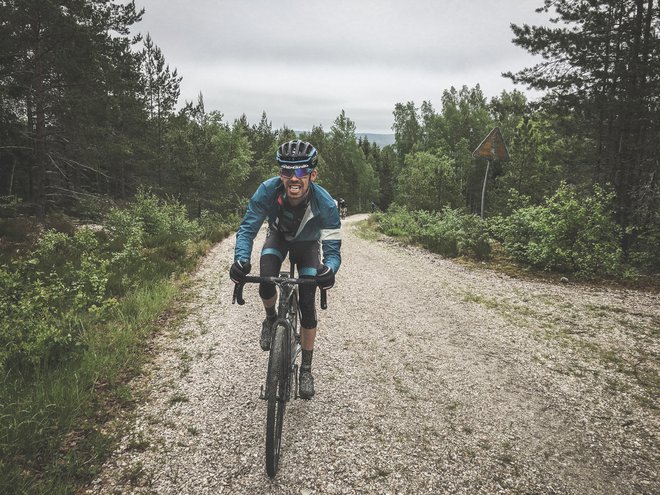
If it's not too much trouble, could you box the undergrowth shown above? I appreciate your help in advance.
[0,190,238,494]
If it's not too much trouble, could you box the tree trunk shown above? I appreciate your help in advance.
[32,12,47,221]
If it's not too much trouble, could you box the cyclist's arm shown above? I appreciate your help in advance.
[320,206,342,273]
[234,181,274,263]
[321,237,341,273]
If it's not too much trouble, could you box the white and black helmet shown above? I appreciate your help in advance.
[276,140,318,169]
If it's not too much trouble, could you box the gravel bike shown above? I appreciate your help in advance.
[232,266,327,478]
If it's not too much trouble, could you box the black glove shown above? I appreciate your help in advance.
[230,260,251,284]
[316,265,335,290]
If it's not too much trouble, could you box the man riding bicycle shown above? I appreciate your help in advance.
[229,139,342,399]
[338,198,347,219]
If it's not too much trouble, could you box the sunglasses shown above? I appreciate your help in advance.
[280,167,312,179]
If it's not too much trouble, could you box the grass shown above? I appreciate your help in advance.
[462,292,501,310]
[459,254,659,411]
[0,199,241,494]
[168,393,189,405]
[352,219,383,241]
[462,290,539,325]
[0,219,226,495]
[120,461,145,486]
[126,433,150,452]
[0,278,183,494]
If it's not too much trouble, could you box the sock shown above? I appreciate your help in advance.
[302,349,313,369]
[266,306,276,321]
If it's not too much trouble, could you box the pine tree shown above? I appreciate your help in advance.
[0,0,146,216]
[505,0,660,243]
[140,33,182,189]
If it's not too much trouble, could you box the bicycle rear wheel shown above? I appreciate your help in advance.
[265,324,288,478]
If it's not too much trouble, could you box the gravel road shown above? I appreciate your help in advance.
[89,214,659,495]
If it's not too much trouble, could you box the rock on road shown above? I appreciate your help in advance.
[89,215,659,494]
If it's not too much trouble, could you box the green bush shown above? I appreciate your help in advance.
[104,189,208,292]
[0,227,111,370]
[130,188,202,246]
[198,210,241,243]
[375,205,491,259]
[373,204,415,240]
[0,191,238,493]
[490,183,624,277]
[0,190,213,373]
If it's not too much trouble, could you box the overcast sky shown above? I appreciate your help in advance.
[131,0,549,133]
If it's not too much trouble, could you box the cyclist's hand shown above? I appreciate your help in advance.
[316,265,335,290]
[230,260,251,284]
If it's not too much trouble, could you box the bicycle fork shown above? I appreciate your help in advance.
[259,322,301,401]
[292,342,302,400]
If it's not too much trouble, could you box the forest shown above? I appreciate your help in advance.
[1,1,657,276]
[0,0,658,492]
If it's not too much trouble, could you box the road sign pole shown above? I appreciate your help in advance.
[473,127,510,219]
[480,159,490,218]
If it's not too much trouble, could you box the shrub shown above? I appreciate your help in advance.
[130,188,202,247]
[0,227,112,370]
[198,210,240,243]
[0,190,215,373]
[375,205,491,259]
[490,183,624,277]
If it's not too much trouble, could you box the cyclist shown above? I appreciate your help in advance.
[338,198,347,219]
[230,139,342,399]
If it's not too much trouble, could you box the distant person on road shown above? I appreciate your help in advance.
[338,197,347,219]
[229,140,342,399]
[370,201,377,213]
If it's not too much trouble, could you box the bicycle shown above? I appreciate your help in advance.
[232,266,327,478]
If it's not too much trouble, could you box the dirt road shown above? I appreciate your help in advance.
[89,215,659,494]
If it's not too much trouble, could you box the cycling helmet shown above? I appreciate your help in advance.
[276,140,318,169]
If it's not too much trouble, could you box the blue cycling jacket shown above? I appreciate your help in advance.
[234,177,342,273]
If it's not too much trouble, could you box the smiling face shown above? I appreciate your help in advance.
[280,168,317,205]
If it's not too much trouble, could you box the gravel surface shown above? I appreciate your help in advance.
[88,215,659,494]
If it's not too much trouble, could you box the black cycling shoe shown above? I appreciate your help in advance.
[260,318,274,351]
[299,367,315,399]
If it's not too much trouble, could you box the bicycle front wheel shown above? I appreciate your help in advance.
[265,324,288,478]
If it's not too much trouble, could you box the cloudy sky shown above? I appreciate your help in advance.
[131,0,550,133]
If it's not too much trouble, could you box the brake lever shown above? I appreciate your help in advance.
[320,289,327,310]
[232,283,246,305]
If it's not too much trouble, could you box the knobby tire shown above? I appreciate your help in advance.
[265,324,288,478]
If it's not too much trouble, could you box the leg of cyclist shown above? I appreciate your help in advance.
[291,241,323,399]
[259,229,288,351]
[297,282,317,399]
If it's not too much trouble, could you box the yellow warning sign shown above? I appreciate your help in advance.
[472,127,510,161]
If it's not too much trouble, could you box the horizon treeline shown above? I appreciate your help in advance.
[1,0,658,269]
